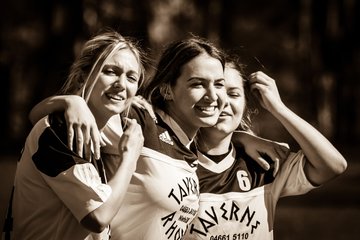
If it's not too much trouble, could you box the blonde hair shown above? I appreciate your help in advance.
[59,29,145,103]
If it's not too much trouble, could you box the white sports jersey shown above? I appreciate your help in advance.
[101,106,200,240]
[184,144,316,240]
[12,113,111,240]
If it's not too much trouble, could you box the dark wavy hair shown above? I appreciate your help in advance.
[143,36,225,112]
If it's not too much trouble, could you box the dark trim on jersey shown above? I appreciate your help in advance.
[203,145,232,163]
[32,112,90,177]
[126,106,198,165]
[197,147,275,194]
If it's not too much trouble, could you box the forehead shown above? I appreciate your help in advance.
[181,53,224,79]
[224,67,244,89]
[105,48,140,70]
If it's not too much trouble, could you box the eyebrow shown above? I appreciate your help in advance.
[227,86,243,90]
[187,77,225,82]
[103,64,139,75]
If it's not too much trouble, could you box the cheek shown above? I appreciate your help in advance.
[173,86,198,104]
[91,78,108,96]
[217,88,227,100]
[89,85,105,102]
[126,83,138,98]
[217,88,228,106]
[231,100,245,122]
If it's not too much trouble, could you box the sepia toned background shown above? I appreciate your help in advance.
[1,0,359,239]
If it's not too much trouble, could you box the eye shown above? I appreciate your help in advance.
[102,67,117,76]
[127,75,139,83]
[189,80,204,88]
[227,90,242,98]
[215,79,225,88]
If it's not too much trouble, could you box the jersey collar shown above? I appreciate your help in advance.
[156,109,194,149]
[197,142,236,173]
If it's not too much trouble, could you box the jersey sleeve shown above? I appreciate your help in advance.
[271,150,317,199]
[125,105,150,130]
[32,116,112,222]
[42,163,112,222]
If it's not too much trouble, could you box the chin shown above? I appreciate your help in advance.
[198,116,219,128]
[105,105,127,115]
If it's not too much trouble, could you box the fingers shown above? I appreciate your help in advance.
[67,124,74,151]
[252,142,285,177]
[274,142,290,161]
[63,97,99,160]
[266,142,290,177]
[257,153,279,177]
[74,124,84,158]
[131,97,145,109]
[67,122,100,161]
[83,124,92,161]
[249,71,273,84]
[245,148,271,171]
[90,126,101,160]
[249,71,275,93]
[143,103,157,123]
[119,117,144,152]
[132,95,157,122]
[273,157,279,177]
[256,155,271,171]
[122,117,137,132]
[100,137,106,147]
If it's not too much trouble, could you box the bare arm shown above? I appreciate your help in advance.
[80,118,143,232]
[249,71,347,185]
[29,95,101,160]
[29,95,153,160]
[30,96,144,233]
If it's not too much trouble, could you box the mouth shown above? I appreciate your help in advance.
[106,93,125,101]
[219,111,231,117]
[195,105,218,116]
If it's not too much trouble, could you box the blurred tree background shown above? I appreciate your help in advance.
[1,0,359,239]
[1,0,359,154]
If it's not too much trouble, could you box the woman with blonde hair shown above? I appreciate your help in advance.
[12,29,146,240]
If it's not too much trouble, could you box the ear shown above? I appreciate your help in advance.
[159,84,173,100]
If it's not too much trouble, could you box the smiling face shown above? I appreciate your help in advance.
[204,64,246,138]
[166,53,226,138]
[88,48,140,127]
[216,65,246,135]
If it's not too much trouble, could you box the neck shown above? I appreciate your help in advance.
[165,107,198,140]
[197,132,233,155]
[96,117,109,130]
[93,112,112,130]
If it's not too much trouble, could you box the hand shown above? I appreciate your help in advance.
[118,117,144,170]
[233,131,290,176]
[64,96,103,160]
[249,71,285,113]
[131,95,157,122]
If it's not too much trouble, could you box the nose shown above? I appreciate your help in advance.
[223,95,230,108]
[113,74,126,89]
[204,85,218,102]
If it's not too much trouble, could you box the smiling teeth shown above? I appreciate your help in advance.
[108,94,124,101]
[199,106,216,111]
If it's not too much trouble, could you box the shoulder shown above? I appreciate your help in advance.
[32,112,87,177]
[47,111,68,142]
[124,105,157,129]
[233,145,275,185]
